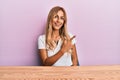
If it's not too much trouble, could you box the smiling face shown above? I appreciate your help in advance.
[46,6,70,49]
[46,6,68,45]
[51,10,65,30]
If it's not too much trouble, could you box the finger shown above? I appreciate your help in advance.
[52,41,56,47]
[47,42,52,50]
[70,35,76,41]
[50,41,55,47]
[63,39,67,44]
[48,42,54,49]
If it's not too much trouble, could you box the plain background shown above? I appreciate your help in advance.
[0,0,120,66]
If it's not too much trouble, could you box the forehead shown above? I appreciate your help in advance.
[54,10,64,16]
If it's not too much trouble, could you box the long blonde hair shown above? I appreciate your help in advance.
[45,6,70,50]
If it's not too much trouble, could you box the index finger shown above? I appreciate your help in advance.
[70,35,76,41]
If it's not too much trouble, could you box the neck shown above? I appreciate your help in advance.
[52,30,60,38]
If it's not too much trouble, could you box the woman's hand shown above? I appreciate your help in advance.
[61,36,76,53]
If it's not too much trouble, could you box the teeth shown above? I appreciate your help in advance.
[54,22,62,27]
[55,23,61,26]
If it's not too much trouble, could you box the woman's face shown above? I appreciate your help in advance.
[51,10,65,30]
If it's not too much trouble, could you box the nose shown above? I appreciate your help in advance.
[56,17,60,23]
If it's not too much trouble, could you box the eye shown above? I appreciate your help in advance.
[61,17,65,20]
[54,15,58,18]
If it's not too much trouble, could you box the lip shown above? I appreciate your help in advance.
[54,22,62,27]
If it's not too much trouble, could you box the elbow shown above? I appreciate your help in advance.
[42,59,53,66]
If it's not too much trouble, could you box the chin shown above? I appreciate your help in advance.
[53,26,62,30]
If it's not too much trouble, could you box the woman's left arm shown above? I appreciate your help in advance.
[71,44,78,66]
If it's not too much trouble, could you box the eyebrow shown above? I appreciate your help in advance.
[53,14,64,18]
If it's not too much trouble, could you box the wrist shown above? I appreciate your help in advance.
[60,49,65,54]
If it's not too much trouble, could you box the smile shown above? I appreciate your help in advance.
[54,22,62,27]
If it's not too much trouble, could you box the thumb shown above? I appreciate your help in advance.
[70,35,76,41]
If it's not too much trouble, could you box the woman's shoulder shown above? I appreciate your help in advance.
[38,34,46,49]
[38,34,46,40]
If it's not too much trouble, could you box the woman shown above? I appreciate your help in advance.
[38,6,78,66]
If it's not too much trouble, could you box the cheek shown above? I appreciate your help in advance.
[61,20,64,24]
[52,18,57,22]
[62,20,64,24]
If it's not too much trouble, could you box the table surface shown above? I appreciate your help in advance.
[0,65,120,80]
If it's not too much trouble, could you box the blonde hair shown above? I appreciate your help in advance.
[45,6,70,50]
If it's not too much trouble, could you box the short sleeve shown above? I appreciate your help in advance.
[38,35,46,49]
[68,32,76,45]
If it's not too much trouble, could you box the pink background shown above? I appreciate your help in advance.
[0,0,120,66]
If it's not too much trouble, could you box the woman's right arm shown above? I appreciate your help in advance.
[39,49,64,66]
[39,36,75,66]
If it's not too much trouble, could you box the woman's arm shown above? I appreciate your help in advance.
[39,36,76,66]
[71,44,78,66]
[39,49,64,66]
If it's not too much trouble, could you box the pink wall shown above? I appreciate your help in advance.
[0,0,120,66]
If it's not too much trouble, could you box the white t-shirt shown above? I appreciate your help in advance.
[38,33,76,66]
